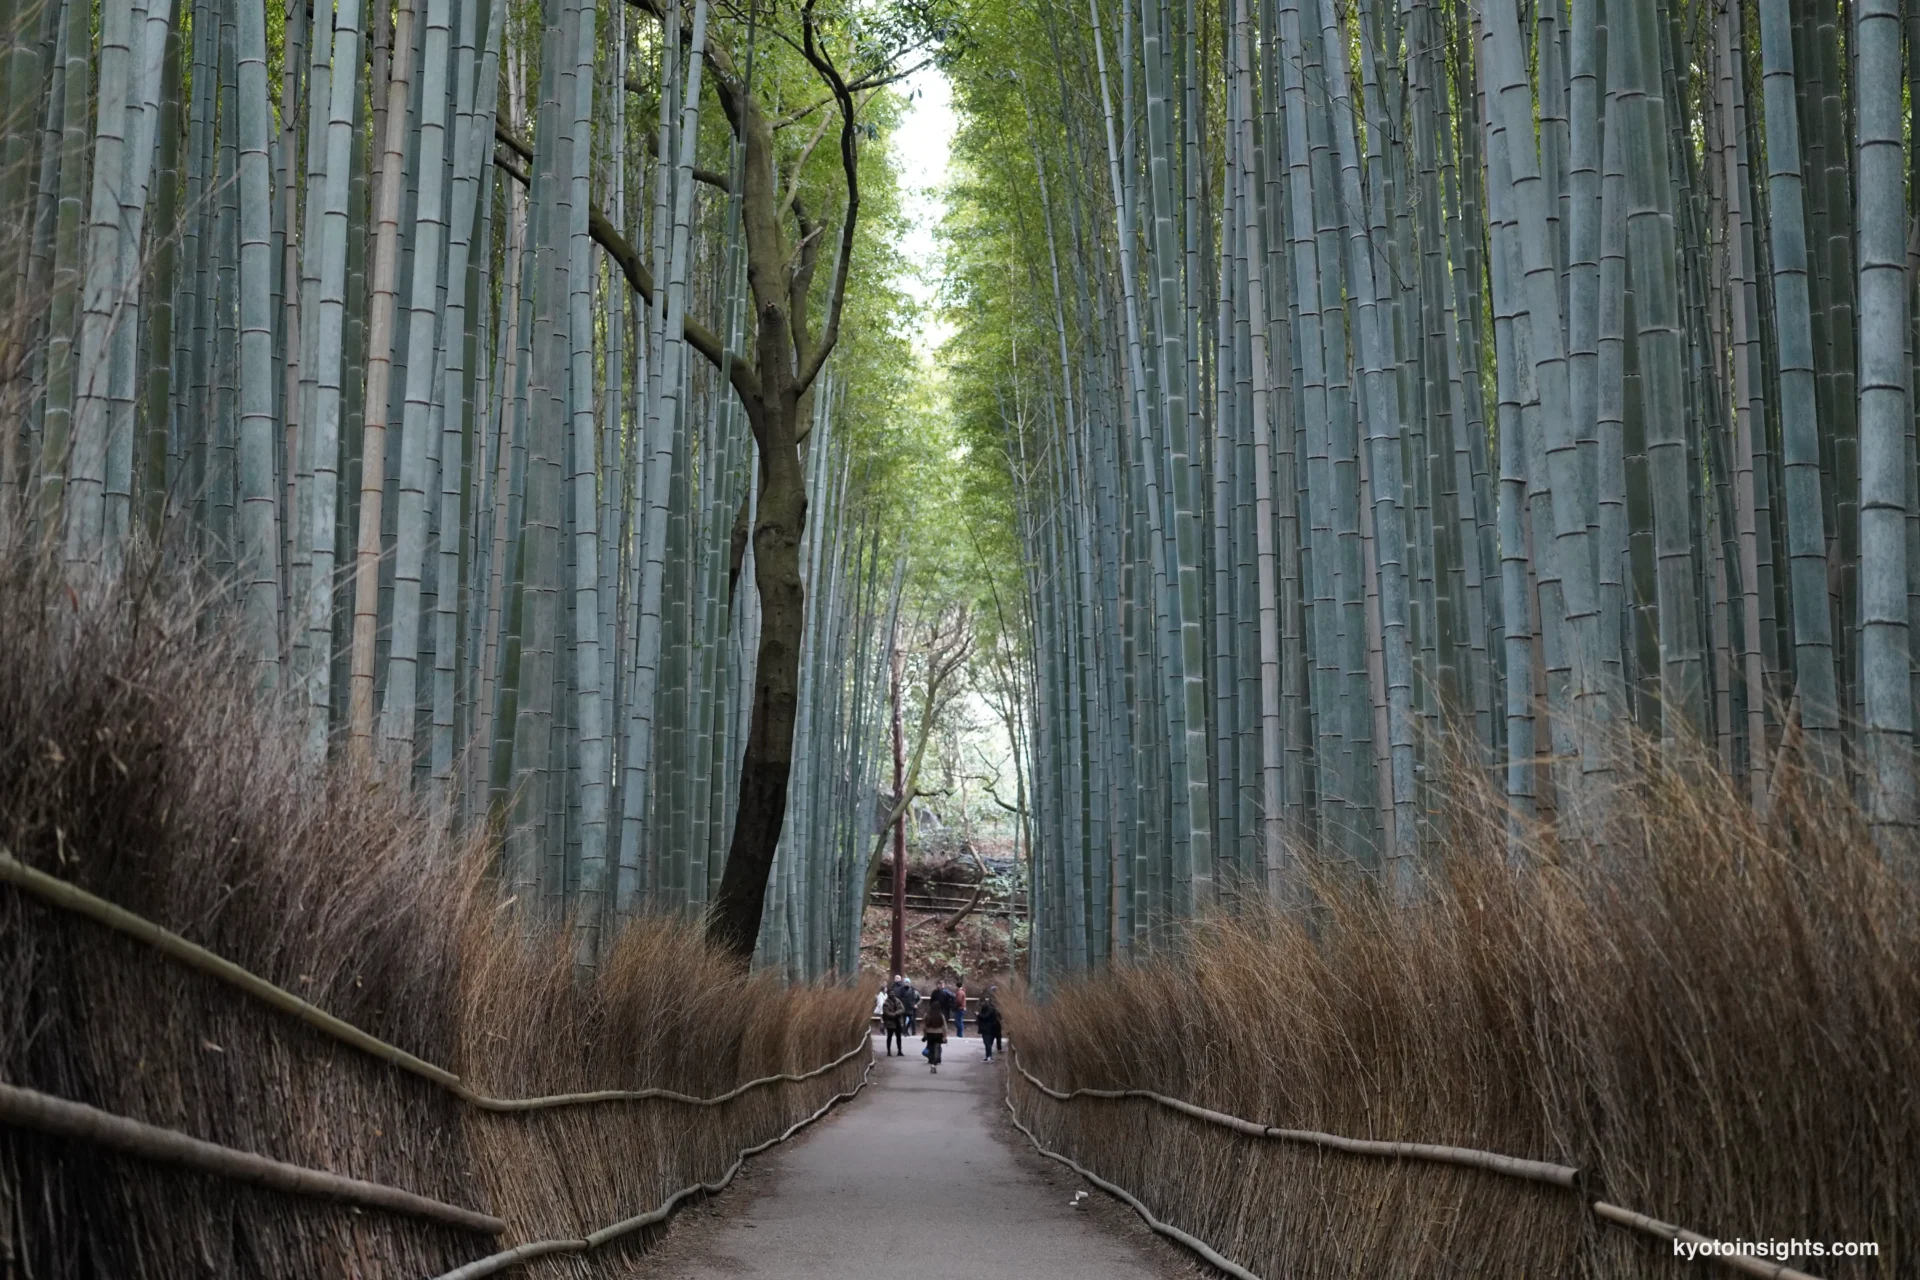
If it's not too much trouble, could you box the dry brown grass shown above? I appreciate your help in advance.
[0,546,869,1277]
[1007,745,1920,1278]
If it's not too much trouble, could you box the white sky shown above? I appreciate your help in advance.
[882,65,1025,838]
[890,64,956,355]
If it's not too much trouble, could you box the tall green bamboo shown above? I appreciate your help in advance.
[1854,0,1913,849]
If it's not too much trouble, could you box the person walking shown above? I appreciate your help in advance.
[953,979,967,1038]
[976,985,1003,1061]
[924,980,955,1058]
[890,974,918,1035]
[901,980,920,1036]
[921,999,949,1072]
[881,988,907,1057]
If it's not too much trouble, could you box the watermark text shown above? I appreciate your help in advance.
[1674,1238,1879,1262]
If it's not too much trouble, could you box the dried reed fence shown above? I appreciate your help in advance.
[0,549,872,1278]
[1005,747,1920,1279]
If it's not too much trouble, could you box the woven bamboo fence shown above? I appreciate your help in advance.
[0,556,873,1278]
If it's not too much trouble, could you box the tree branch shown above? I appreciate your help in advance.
[588,208,761,405]
[643,119,733,192]
[493,145,529,185]
[973,778,1028,816]
[860,611,974,899]
[943,842,992,932]
[788,196,824,372]
[617,82,733,190]
[779,108,838,221]
[494,122,532,162]
[623,0,750,140]
[619,0,898,404]
[794,1,860,396]
[490,135,761,405]
[773,55,935,127]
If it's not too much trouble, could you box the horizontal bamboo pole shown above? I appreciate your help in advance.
[1012,1059,1832,1280]
[0,849,870,1110]
[869,893,1029,917]
[870,887,1027,902]
[1593,1202,1827,1280]
[469,1040,871,1112]
[0,851,466,1090]
[869,886,1030,903]
[433,1059,876,1280]
[1013,1055,1580,1187]
[1003,1093,1262,1280]
[871,878,1028,900]
[0,1082,506,1234]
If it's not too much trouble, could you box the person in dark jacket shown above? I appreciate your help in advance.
[921,1000,949,1071]
[880,988,907,1056]
[922,981,956,1057]
[893,976,920,1035]
[975,985,1003,1061]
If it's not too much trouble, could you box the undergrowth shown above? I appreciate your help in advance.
[1007,744,1919,1278]
[0,544,869,1277]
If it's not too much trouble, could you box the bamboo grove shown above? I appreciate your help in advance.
[942,0,1920,982]
[0,0,940,975]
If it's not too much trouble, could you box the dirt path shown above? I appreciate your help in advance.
[627,1032,1197,1279]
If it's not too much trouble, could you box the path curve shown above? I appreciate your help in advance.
[629,1032,1190,1279]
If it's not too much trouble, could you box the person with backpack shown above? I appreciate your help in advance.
[920,998,949,1071]
[975,985,1003,1062]
[880,988,907,1056]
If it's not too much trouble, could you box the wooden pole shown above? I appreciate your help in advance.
[0,1082,505,1234]
[890,641,907,977]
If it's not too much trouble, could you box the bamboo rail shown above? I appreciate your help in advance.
[871,876,1029,899]
[0,846,876,1254]
[0,851,466,1088]
[1014,1057,1578,1186]
[0,849,870,1110]
[1011,1056,1827,1280]
[1003,1096,1262,1280]
[0,1082,506,1235]
[431,1060,877,1279]
[868,887,1029,916]
[1590,1203,1825,1280]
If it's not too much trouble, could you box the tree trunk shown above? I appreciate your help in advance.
[709,421,807,959]
[696,9,862,963]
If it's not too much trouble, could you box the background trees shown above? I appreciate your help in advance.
[11,0,1920,984]
[942,0,1920,980]
[0,0,942,975]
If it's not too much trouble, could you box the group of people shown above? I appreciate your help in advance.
[877,973,1003,1071]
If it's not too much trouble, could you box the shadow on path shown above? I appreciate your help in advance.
[625,1033,1197,1279]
